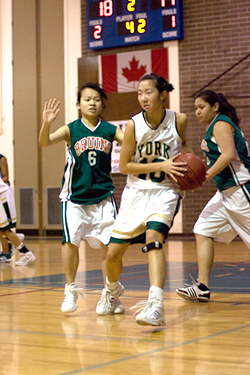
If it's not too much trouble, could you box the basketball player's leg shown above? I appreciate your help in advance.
[195,233,214,287]
[99,187,135,306]
[0,190,35,265]
[106,241,129,282]
[1,236,9,253]
[101,244,108,285]
[61,242,85,313]
[0,232,10,262]
[86,196,118,286]
[176,192,229,302]
[61,201,85,313]
[193,190,239,288]
[96,242,128,316]
[176,235,212,302]
[146,229,166,289]
[62,242,79,285]
[132,229,166,326]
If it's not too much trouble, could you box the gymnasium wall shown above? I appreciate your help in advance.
[12,0,66,235]
[179,0,250,232]
[80,0,250,234]
[3,1,249,236]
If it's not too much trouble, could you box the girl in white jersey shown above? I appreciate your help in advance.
[39,83,124,314]
[96,73,192,326]
[176,90,250,302]
[0,154,34,265]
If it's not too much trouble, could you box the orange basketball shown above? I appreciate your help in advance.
[172,153,206,191]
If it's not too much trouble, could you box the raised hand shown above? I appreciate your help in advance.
[43,98,60,123]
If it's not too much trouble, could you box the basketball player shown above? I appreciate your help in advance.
[176,90,250,302]
[96,73,192,326]
[39,83,124,314]
[0,154,34,265]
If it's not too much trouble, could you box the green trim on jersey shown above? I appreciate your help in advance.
[202,114,250,191]
[60,119,117,204]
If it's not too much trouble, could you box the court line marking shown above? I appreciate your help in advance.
[57,323,250,375]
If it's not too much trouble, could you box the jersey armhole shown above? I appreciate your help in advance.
[173,113,182,143]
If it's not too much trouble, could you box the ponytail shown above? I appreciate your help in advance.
[216,93,240,127]
[194,90,240,127]
[139,73,174,93]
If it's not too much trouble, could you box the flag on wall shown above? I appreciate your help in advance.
[98,48,168,93]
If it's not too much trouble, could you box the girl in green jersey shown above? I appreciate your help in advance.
[39,83,123,313]
[176,90,250,302]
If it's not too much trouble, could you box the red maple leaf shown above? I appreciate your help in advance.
[122,56,147,83]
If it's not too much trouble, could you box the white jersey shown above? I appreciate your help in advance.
[0,177,8,194]
[127,109,182,189]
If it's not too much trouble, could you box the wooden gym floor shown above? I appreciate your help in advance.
[0,237,250,375]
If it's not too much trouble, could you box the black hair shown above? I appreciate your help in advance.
[194,90,240,127]
[139,73,174,93]
[77,82,107,105]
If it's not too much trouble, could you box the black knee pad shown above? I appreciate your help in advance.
[142,241,163,253]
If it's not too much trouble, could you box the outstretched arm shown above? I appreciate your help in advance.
[39,98,70,147]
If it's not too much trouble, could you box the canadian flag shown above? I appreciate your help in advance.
[98,48,168,93]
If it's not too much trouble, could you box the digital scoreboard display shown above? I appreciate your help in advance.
[87,0,183,49]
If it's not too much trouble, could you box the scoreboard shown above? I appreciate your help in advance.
[87,0,183,49]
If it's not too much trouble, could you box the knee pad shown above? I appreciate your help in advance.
[142,241,163,253]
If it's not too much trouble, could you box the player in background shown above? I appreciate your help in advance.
[0,154,34,265]
[96,73,193,326]
[176,90,250,302]
[39,83,124,314]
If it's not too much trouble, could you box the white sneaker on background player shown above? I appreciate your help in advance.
[15,251,36,266]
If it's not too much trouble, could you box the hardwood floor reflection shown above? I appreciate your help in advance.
[0,238,249,375]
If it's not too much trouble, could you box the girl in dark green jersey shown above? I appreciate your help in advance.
[176,90,250,302]
[39,83,123,313]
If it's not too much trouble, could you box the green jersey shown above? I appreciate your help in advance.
[201,113,250,191]
[60,118,117,204]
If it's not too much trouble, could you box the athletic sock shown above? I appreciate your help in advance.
[197,282,210,291]
[106,277,119,292]
[19,244,29,254]
[149,285,164,301]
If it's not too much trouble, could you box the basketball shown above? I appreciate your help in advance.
[171,153,206,191]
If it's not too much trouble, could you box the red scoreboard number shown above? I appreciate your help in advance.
[87,0,183,49]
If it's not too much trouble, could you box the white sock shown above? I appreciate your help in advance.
[17,242,24,250]
[106,277,119,291]
[149,286,163,301]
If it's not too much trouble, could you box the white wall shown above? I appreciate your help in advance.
[0,0,14,186]
[0,0,82,183]
[164,40,180,113]
[64,0,82,124]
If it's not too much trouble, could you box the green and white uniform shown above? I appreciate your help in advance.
[194,113,250,247]
[0,154,16,231]
[60,119,118,248]
[201,113,250,191]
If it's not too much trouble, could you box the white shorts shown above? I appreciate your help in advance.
[61,196,117,249]
[194,185,250,248]
[0,186,17,231]
[111,186,182,241]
